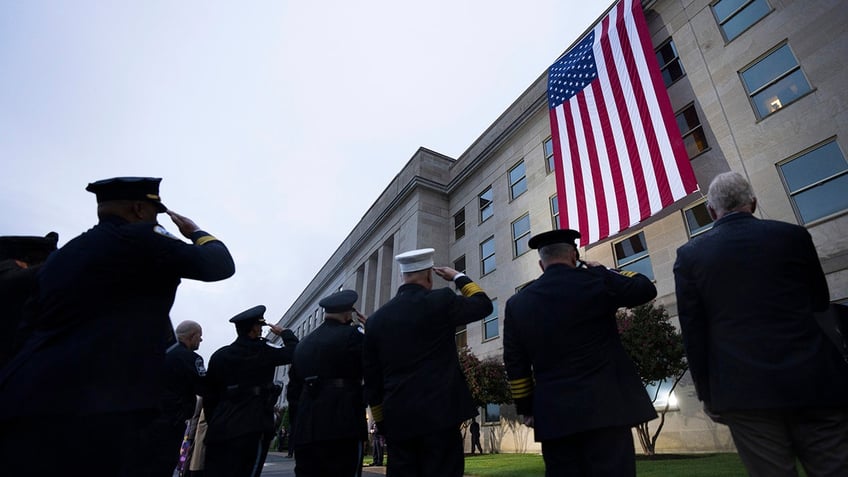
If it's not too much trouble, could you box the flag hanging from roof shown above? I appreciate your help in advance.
[548,0,698,247]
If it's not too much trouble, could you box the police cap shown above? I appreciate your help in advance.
[85,177,167,213]
[0,232,59,262]
[229,305,268,325]
[319,290,358,313]
[527,229,581,249]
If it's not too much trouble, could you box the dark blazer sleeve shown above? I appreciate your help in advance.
[673,245,710,403]
[447,275,494,327]
[503,298,533,416]
[796,228,830,312]
[152,228,236,281]
[265,330,299,366]
[604,267,657,307]
[363,328,384,424]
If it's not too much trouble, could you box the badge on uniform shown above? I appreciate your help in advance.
[153,225,181,240]
[195,357,207,376]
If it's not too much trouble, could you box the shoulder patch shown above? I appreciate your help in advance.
[195,357,207,376]
[153,225,181,240]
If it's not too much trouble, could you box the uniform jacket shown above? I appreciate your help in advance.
[291,319,367,445]
[363,275,492,441]
[503,263,657,442]
[161,342,207,424]
[674,212,848,412]
[0,260,40,367]
[204,331,298,443]
[0,216,235,419]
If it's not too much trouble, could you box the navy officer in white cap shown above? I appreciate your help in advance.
[204,305,299,477]
[503,229,657,477]
[363,248,492,477]
[291,289,369,476]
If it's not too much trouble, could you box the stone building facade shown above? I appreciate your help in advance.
[272,0,848,453]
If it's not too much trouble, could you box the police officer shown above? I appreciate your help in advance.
[142,320,207,476]
[363,248,493,477]
[503,229,657,477]
[292,290,368,477]
[0,177,235,476]
[0,231,58,367]
[204,305,299,477]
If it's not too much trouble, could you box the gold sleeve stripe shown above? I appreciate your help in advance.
[509,377,534,398]
[460,282,485,297]
[195,235,218,246]
[619,270,637,278]
[370,404,384,422]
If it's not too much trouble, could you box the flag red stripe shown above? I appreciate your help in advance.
[591,79,630,232]
[562,100,591,240]
[549,109,570,229]
[576,90,609,241]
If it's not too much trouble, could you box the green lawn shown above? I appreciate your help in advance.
[462,453,753,477]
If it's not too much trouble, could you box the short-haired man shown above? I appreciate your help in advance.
[364,248,493,477]
[204,305,299,477]
[503,229,657,476]
[0,177,235,475]
[674,171,848,476]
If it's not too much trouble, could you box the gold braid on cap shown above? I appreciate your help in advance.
[460,282,485,297]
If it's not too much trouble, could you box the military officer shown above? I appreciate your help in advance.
[204,305,299,477]
[0,231,58,367]
[363,248,493,477]
[503,229,657,477]
[0,177,235,476]
[291,289,368,477]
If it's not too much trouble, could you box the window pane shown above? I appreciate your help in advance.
[721,0,770,41]
[455,325,467,348]
[793,174,848,223]
[484,403,500,422]
[656,41,684,86]
[614,233,648,262]
[684,203,714,236]
[781,142,846,192]
[481,238,495,257]
[508,162,525,185]
[646,379,680,410]
[510,162,527,199]
[621,255,655,281]
[454,209,465,240]
[453,255,466,274]
[544,138,555,173]
[713,0,750,22]
[480,187,493,221]
[683,128,708,157]
[512,215,531,256]
[742,44,797,93]
[483,256,496,275]
[511,177,528,198]
[751,69,811,118]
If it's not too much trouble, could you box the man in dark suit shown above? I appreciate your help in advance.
[674,171,848,476]
[363,248,493,477]
[292,289,368,476]
[0,177,235,476]
[204,305,299,477]
[503,229,657,476]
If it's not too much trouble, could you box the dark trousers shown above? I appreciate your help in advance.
[387,427,464,477]
[722,407,848,477]
[0,411,155,477]
[205,432,270,477]
[135,415,187,476]
[470,433,483,454]
[541,426,636,477]
[295,438,363,477]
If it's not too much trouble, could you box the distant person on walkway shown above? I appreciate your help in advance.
[674,171,848,476]
[0,231,58,367]
[0,176,235,476]
[364,248,493,477]
[204,305,298,477]
[503,229,657,477]
[292,290,368,477]
[469,418,482,455]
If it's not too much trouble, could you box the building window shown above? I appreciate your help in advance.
[684,202,715,237]
[544,137,555,173]
[741,43,812,119]
[480,236,496,275]
[508,161,528,200]
[484,403,501,423]
[455,325,467,349]
[483,298,499,341]
[550,195,560,229]
[656,39,684,87]
[676,104,708,158]
[453,255,466,274]
[779,140,848,224]
[479,186,494,223]
[511,214,532,258]
[613,232,654,280]
[454,208,466,240]
[713,0,771,42]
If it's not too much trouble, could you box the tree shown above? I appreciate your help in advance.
[458,347,512,453]
[616,302,688,456]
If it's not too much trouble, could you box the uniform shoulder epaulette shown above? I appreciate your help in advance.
[618,270,638,278]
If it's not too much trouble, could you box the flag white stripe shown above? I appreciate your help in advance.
[570,94,600,242]
[555,105,580,231]
[583,83,619,238]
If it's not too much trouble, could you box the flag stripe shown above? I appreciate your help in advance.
[548,0,699,246]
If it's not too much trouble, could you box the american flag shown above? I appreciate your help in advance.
[548,0,698,247]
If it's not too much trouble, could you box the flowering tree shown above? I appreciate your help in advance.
[616,302,688,456]
[457,346,512,406]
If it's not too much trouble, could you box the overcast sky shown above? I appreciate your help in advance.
[1,0,614,361]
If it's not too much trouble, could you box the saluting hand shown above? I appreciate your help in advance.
[166,210,201,238]
[433,266,459,281]
[268,324,285,336]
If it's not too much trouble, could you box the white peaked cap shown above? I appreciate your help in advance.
[395,248,435,273]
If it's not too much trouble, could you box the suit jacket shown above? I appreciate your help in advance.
[161,342,207,424]
[204,332,298,443]
[0,216,235,419]
[363,275,493,441]
[674,212,848,412]
[291,319,367,445]
[503,263,657,442]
